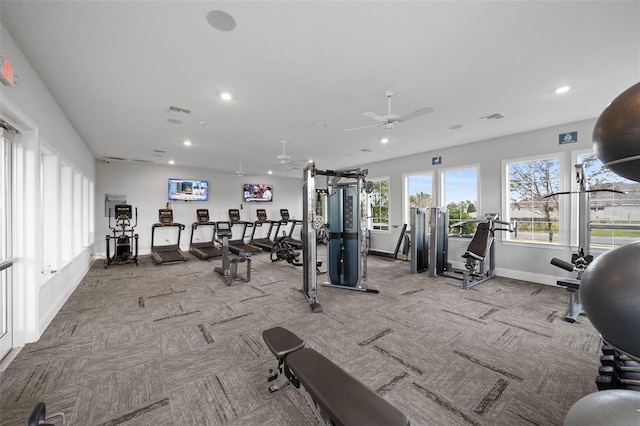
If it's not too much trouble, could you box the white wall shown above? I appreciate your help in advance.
[94,160,303,256]
[359,118,597,285]
[0,24,95,345]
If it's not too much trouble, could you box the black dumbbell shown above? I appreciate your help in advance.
[596,367,640,391]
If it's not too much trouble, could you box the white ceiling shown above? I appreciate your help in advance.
[1,1,639,177]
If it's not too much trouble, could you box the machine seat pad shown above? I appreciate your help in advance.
[262,327,305,359]
[286,348,410,426]
[557,278,580,290]
[462,222,490,260]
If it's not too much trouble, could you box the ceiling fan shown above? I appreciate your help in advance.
[276,140,293,164]
[344,90,434,132]
[235,160,246,176]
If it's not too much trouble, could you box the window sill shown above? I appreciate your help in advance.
[501,240,565,250]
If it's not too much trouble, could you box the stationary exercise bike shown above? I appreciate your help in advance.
[270,236,303,266]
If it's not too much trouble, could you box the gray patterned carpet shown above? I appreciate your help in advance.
[0,247,601,425]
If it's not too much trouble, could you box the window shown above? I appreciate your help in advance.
[405,172,433,225]
[82,175,89,247]
[73,170,82,254]
[60,161,73,265]
[40,145,59,276]
[505,156,561,243]
[369,178,389,231]
[578,152,640,248]
[442,167,478,234]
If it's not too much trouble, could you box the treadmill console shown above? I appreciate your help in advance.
[280,209,290,221]
[115,204,133,220]
[159,209,174,224]
[256,209,267,221]
[197,209,210,223]
[228,209,241,222]
[216,221,233,237]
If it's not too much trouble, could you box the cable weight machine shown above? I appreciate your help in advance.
[302,162,377,313]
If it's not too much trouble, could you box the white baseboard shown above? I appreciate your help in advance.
[495,267,561,286]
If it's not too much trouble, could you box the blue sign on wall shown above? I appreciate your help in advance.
[559,131,578,144]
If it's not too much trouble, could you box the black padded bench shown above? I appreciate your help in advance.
[462,222,490,261]
[262,326,410,426]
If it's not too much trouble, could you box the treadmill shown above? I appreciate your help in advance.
[189,209,222,259]
[279,208,303,248]
[151,209,188,264]
[249,209,281,252]
[228,209,262,254]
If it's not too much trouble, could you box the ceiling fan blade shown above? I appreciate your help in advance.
[344,123,382,132]
[397,106,434,122]
[362,112,387,123]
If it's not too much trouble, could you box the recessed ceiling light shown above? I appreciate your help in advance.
[268,170,273,175]
[168,160,175,165]
[381,137,389,144]
[220,92,232,101]
[206,10,237,32]
[555,86,570,94]
[183,140,192,146]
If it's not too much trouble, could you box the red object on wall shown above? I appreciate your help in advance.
[1,55,14,86]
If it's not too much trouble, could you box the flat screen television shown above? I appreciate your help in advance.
[243,183,273,202]
[168,178,208,201]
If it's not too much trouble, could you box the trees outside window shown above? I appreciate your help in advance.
[370,178,389,231]
[579,152,640,248]
[405,173,433,225]
[442,167,478,234]
[507,158,560,243]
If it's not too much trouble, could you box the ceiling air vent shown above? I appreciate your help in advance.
[132,159,155,164]
[152,149,167,157]
[103,156,127,161]
[168,105,192,115]
[479,113,504,121]
[360,148,372,153]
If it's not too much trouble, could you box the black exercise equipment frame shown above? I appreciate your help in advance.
[105,204,139,268]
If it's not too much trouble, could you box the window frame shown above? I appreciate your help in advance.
[573,149,640,250]
[502,152,565,245]
[403,170,434,226]
[439,164,480,235]
[367,176,390,234]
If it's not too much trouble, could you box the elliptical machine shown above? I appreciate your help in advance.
[105,204,138,268]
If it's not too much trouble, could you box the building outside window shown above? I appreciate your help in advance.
[578,152,640,248]
[506,156,561,243]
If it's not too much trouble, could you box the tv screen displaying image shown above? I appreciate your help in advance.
[168,178,208,201]
[243,183,273,202]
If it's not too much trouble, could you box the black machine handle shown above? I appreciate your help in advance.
[551,257,575,272]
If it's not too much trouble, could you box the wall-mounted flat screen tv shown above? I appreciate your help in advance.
[168,178,208,201]
[243,183,273,202]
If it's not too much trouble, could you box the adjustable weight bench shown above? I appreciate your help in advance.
[262,326,410,426]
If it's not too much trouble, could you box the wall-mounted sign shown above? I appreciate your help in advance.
[432,156,442,165]
[105,194,127,217]
[0,55,13,86]
[559,131,578,144]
